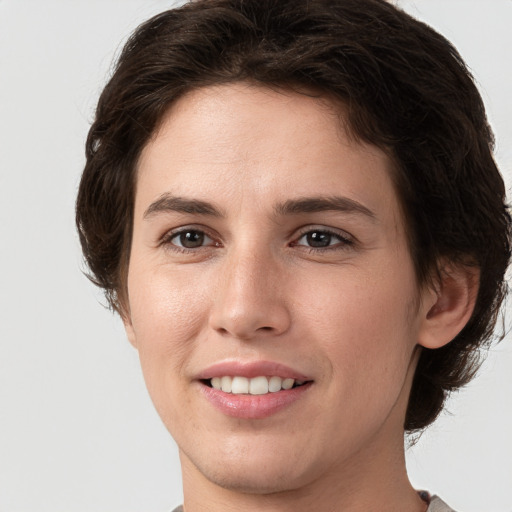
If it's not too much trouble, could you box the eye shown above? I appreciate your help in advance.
[294,229,353,249]
[167,229,215,249]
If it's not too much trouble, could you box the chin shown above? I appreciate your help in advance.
[182,444,319,495]
[198,466,308,495]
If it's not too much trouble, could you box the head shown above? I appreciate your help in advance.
[76,0,510,448]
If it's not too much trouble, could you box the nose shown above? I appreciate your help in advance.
[209,247,292,341]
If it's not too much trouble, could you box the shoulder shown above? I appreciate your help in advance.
[169,497,456,512]
[427,495,458,512]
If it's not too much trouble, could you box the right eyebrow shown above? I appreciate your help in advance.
[274,195,376,221]
[143,194,223,219]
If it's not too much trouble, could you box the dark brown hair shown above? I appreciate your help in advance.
[76,0,511,431]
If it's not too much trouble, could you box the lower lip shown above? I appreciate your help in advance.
[199,382,313,419]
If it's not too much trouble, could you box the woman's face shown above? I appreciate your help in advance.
[125,83,432,493]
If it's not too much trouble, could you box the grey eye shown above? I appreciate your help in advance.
[297,230,346,248]
[303,231,333,247]
[172,230,213,248]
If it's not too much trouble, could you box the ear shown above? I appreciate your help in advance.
[116,291,138,348]
[418,262,480,350]
[118,301,138,349]
[122,315,138,349]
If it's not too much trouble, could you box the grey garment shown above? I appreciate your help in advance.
[171,495,456,511]
[428,495,457,512]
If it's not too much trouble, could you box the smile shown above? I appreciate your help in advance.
[208,376,306,395]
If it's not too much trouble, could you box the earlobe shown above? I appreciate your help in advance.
[123,319,138,348]
[121,310,138,349]
[418,263,480,350]
[118,294,138,348]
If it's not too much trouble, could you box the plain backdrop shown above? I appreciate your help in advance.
[0,1,511,511]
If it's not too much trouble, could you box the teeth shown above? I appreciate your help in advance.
[231,376,249,394]
[281,378,294,390]
[221,376,232,393]
[268,376,282,393]
[249,376,268,395]
[209,376,306,395]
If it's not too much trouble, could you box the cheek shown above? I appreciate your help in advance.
[127,266,209,370]
[126,267,210,430]
[300,261,419,387]
[313,277,419,443]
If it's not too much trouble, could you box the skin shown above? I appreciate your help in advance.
[124,82,476,512]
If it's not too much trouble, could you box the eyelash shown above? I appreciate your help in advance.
[292,227,354,252]
[160,226,354,254]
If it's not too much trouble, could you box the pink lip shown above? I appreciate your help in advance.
[195,360,313,419]
[196,360,310,380]
[199,382,313,419]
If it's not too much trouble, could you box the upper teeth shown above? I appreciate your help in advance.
[210,376,305,395]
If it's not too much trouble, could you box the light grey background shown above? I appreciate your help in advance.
[0,1,511,511]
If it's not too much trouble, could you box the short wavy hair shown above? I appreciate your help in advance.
[76,0,511,432]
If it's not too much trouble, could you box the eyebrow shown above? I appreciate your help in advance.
[274,196,376,220]
[143,193,375,221]
[143,194,223,219]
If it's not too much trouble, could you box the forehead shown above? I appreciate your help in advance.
[136,82,402,229]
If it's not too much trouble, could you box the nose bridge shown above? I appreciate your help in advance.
[210,239,290,339]
[230,248,276,307]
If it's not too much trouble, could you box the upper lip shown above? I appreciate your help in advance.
[196,360,311,381]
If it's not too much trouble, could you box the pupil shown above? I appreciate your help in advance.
[180,231,204,248]
[307,231,331,247]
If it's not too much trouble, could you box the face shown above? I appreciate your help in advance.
[125,83,431,494]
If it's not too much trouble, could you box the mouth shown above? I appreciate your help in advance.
[196,361,314,419]
[201,375,309,395]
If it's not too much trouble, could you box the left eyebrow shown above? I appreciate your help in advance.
[143,194,223,219]
[274,196,376,221]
